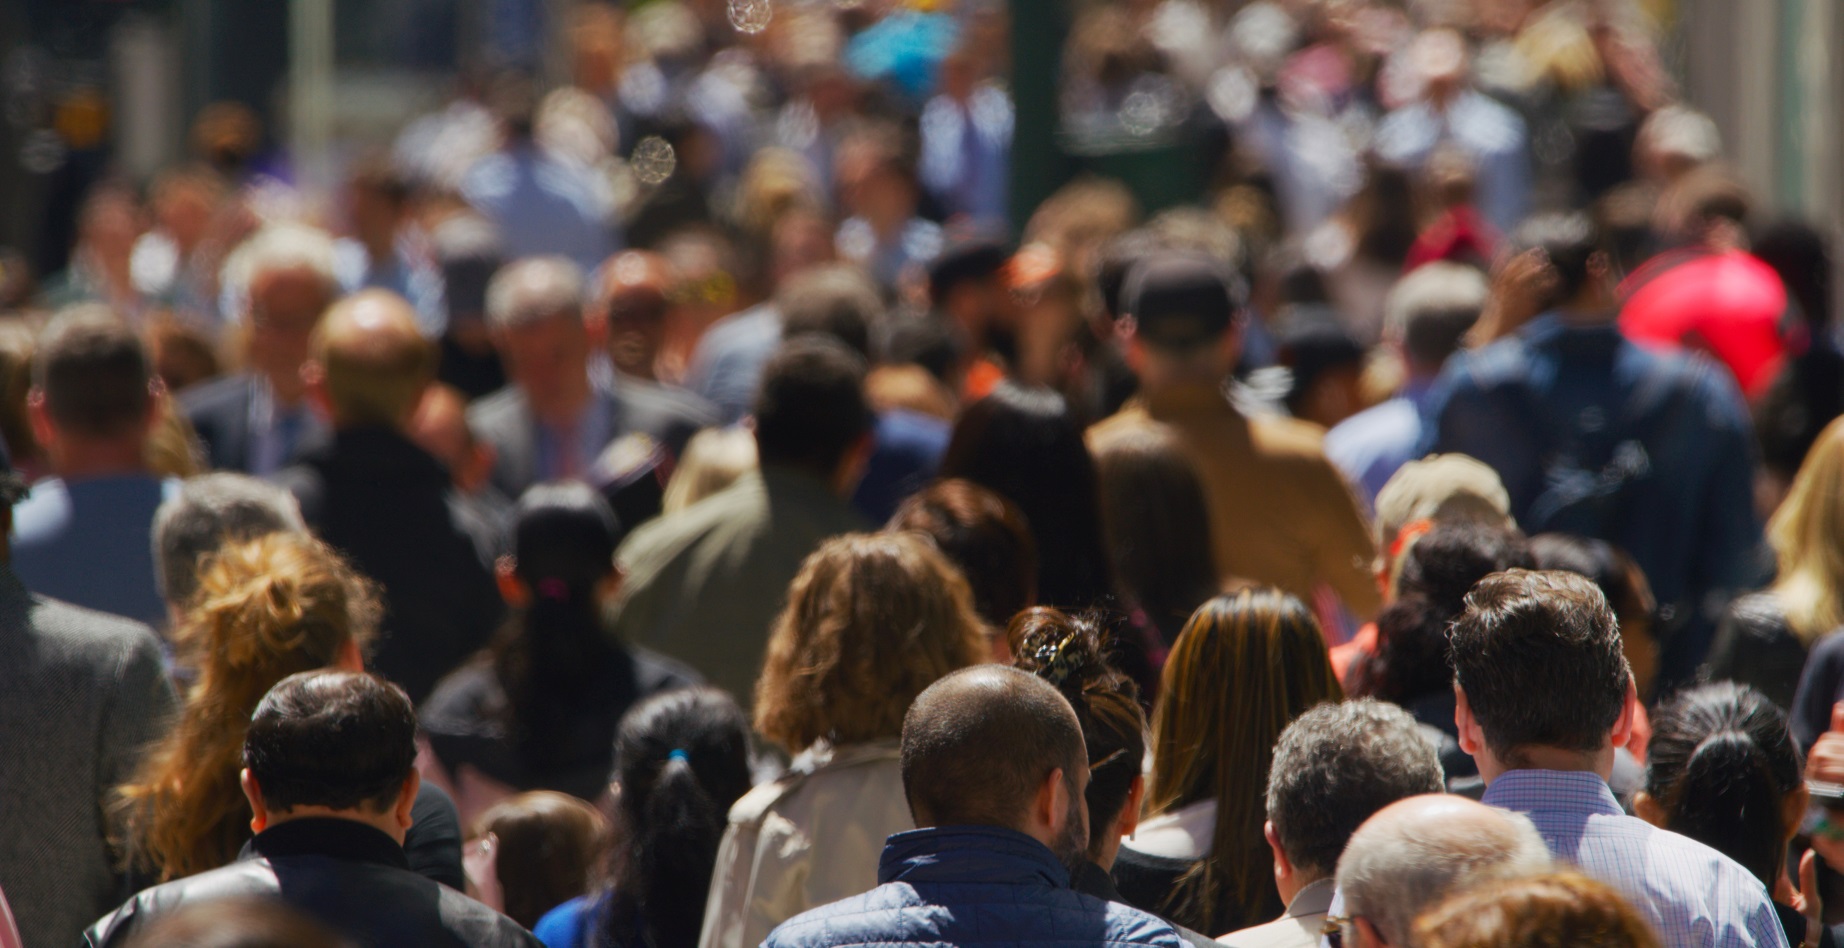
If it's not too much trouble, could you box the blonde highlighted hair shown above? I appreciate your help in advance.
[116,532,381,880]
[1768,415,1844,644]
[753,532,986,753]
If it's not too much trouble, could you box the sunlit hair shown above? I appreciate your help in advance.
[116,532,381,880]
[1767,415,1844,643]
[663,425,757,514]
[1413,871,1661,948]
[1009,608,1145,861]
[1146,587,1343,933]
[754,532,987,753]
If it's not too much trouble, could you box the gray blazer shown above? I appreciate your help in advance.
[0,570,176,948]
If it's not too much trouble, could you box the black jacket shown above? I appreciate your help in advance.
[85,818,541,947]
[272,426,504,703]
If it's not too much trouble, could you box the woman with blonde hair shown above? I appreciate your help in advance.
[1707,414,1844,709]
[1114,587,1344,935]
[699,532,987,948]
[115,532,459,886]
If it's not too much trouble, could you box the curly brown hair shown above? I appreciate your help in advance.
[753,532,987,753]
[115,531,381,880]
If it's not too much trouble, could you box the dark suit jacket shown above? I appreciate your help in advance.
[272,427,504,703]
[85,819,540,947]
[179,372,260,472]
[468,378,714,499]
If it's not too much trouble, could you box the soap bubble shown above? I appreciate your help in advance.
[630,136,677,185]
[728,0,772,35]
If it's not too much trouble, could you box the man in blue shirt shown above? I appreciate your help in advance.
[1420,213,1765,687]
[1453,569,1786,948]
[763,665,1183,948]
[13,308,177,627]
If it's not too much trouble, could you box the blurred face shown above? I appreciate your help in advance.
[771,214,837,288]
[247,267,335,392]
[497,313,590,417]
[82,195,142,265]
[156,182,218,252]
[346,184,401,249]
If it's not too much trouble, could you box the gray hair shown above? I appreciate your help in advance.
[152,473,306,604]
[1265,699,1445,881]
[1383,262,1488,370]
[486,256,585,332]
[1338,798,1552,946]
[219,223,341,319]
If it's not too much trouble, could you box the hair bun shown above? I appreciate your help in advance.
[1009,607,1120,703]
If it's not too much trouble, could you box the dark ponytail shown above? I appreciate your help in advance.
[1009,607,1146,861]
[599,687,753,948]
[1644,682,1801,889]
[492,483,626,776]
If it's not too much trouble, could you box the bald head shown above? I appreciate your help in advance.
[1337,795,1552,946]
[311,290,434,429]
[901,665,1086,833]
[593,251,674,379]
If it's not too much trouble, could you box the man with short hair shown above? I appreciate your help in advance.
[1220,700,1444,948]
[273,290,502,703]
[763,665,1184,948]
[84,670,540,947]
[1452,569,1786,948]
[610,337,873,701]
[1422,212,1763,687]
[1088,255,1379,618]
[13,307,177,626]
[151,472,304,619]
[1324,263,1488,507]
[1332,795,1552,948]
[0,438,176,948]
[184,223,341,474]
[469,256,712,497]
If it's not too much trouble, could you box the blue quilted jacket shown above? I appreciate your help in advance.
[761,826,1186,948]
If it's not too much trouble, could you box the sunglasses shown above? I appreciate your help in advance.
[1323,914,1360,948]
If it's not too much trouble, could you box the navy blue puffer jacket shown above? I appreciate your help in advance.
[762,826,1186,948]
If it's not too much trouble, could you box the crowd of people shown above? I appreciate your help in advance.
[1,0,1843,946]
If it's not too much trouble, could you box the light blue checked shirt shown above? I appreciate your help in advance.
[1482,770,1788,948]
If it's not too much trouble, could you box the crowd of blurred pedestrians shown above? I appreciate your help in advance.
[2,0,1844,945]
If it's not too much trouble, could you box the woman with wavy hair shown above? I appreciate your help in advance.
[1115,587,1344,935]
[114,532,384,882]
[699,532,987,948]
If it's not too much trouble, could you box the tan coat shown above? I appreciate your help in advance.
[699,741,913,948]
[1089,384,1380,619]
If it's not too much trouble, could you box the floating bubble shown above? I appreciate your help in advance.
[630,136,677,185]
[1119,89,1170,137]
[727,0,772,35]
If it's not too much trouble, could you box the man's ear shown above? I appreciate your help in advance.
[1454,684,1482,756]
[495,556,528,608]
[1610,676,1638,750]
[395,770,421,832]
[241,769,270,833]
[1264,820,1293,884]
[1033,766,1068,838]
[1117,773,1145,838]
[301,362,333,421]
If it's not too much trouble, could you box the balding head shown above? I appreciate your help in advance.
[1337,795,1552,947]
[901,666,1089,858]
[310,290,434,429]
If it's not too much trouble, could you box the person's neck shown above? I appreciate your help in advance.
[1478,744,1613,784]
[263,808,406,847]
[267,369,310,408]
[531,379,593,428]
[52,439,150,480]
[1553,289,1620,327]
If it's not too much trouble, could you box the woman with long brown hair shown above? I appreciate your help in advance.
[115,531,383,881]
[1115,587,1344,936]
[700,532,987,948]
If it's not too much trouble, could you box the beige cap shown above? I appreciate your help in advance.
[1375,454,1514,556]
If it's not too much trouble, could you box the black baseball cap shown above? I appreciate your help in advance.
[1123,255,1247,351]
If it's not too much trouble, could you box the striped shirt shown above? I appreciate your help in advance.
[1482,770,1788,948]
